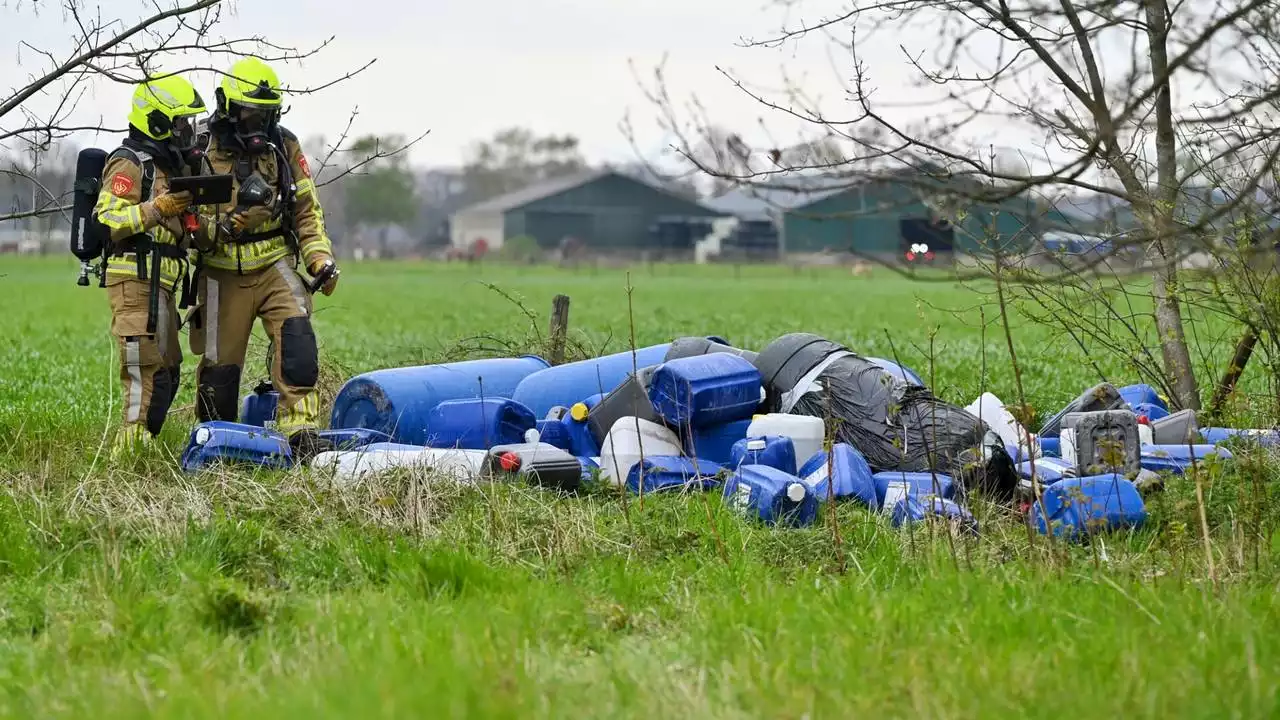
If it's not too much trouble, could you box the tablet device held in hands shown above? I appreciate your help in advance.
[167,174,234,205]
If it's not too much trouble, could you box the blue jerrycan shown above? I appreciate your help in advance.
[729,436,797,475]
[797,443,877,507]
[722,465,818,527]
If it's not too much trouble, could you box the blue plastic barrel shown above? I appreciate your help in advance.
[1039,436,1061,457]
[729,436,797,475]
[1033,474,1146,540]
[240,388,279,427]
[564,393,605,457]
[627,456,723,495]
[889,495,978,535]
[1131,402,1170,421]
[1118,383,1167,412]
[722,465,818,527]
[686,419,751,466]
[425,397,536,449]
[562,416,598,457]
[330,355,549,444]
[1140,444,1233,474]
[512,343,692,419]
[1202,427,1280,447]
[873,471,955,507]
[181,421,292,473]
[865,356,925,387]
[534,418,576,452]
[798,443,877,507]
[649,353,762,429]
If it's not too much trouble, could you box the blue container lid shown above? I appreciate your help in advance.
[333,380,394,433]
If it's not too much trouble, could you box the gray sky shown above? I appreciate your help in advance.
[3,0,1251,181]
[2,0,939,168]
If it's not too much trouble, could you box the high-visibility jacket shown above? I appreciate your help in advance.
[93,143,191,291]
[196,127,333,273]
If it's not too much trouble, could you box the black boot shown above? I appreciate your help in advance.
[288,429,334,463]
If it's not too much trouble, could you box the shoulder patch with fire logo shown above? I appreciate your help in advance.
[110,173,134,196]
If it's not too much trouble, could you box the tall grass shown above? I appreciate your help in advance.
[2,256,1278,718]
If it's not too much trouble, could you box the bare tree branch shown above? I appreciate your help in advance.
[0,203,72,223]
[0,0,423,240]
[632,0,1280,410]
[314,132,430,188]
[0,0,222,121]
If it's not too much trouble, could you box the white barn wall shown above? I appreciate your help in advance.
[450,211,505,250]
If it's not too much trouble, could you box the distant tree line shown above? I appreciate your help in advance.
[3,125,698,256]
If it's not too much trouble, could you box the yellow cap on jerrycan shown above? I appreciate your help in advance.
[570,402,590,422]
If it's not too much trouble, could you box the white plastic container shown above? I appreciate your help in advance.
[965,392,1040,459]
[599,417,684,486]
[311,446,487,486]
[1060,428,1077,468]
[1137,417,1154,447]
[746,414,826,465]
[880,480,912,514]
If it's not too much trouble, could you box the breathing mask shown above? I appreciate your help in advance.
[232,103,275,153]
[213,86,280,155]
[171,115,209,172]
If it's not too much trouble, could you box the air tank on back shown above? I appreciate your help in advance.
[329,355,550,444]
[511,339,730,419]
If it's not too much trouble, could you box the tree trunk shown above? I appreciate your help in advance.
[1151,254,1201,410]
[1209,329,1257,417]
[1145,0,1202,411]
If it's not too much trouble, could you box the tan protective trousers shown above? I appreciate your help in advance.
[189,259,322,436]
[107,278,182,446]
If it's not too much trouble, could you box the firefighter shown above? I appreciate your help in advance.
[189,57,339,460]
[95,74,209,457]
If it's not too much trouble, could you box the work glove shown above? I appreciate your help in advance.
[308,256,339,296]
[226,206,275,235]
[152,190,193,218]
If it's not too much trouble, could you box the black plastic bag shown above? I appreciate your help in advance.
[761,338,1018,501]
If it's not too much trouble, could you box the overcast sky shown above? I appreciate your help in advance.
[2,0,1253,178]
[1,0,959,169]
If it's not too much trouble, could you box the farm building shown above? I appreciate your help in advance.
[708,170,1083,259]
[449,168,726,253]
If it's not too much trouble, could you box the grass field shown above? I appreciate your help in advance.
[2,255,1279,718]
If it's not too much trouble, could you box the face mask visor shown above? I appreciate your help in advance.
[233,104,275,152]
[171,115,198,149]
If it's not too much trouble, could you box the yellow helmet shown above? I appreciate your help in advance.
[214,57,283,152]
[218,57,283,110]
[127,74,206,141]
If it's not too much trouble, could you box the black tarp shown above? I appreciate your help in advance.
[755,334,1018,501]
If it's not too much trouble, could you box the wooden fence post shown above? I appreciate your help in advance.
[548,294,571,365]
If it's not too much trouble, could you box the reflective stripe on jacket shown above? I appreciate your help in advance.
[93,151,186,289]
[198,129,334,273]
